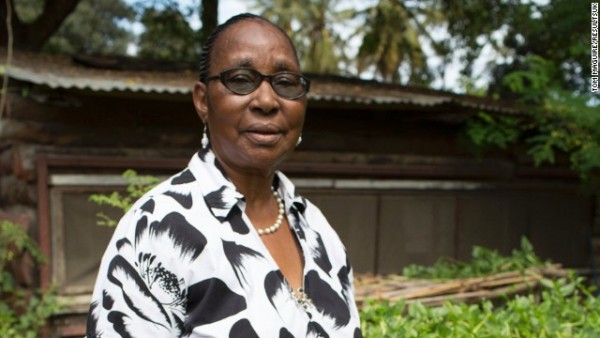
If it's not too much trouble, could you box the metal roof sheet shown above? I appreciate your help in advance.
[6,65,191,94]
[0,50,519,114]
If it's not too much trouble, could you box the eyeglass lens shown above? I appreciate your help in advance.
[220,68,309,99]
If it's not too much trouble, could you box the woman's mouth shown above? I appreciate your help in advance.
[244,124,284,145]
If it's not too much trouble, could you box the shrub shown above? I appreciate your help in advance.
[89,169,159,227]
[402,237,546,280]
[0,220,61,338]
[361,273,600,337]
[361,238,600,337]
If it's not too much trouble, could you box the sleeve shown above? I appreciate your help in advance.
[86,197,207,338]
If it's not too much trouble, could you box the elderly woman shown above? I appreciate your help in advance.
[86,13,362,337]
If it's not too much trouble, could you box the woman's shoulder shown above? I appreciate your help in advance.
[109,168,207,241]
[129,168,200,212]
[302,199,335,230]
[109,167,210,254]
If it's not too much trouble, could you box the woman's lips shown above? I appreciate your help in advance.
[245,131,283,145]
[243,124,284,145]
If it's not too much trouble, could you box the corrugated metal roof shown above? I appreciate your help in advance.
[0,50,520,114]
[5,65,191,94]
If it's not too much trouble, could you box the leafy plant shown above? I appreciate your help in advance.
[362,239,600,337]
[403,237,546,280]
[465,55,600,185]
[465,112,520,151]
[0,220,62,338]
[361,273,600,337]
[89,169,159,227]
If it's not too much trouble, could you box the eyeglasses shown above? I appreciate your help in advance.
[205,67,311,100]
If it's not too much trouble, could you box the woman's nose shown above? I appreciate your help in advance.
[250,80,280,115]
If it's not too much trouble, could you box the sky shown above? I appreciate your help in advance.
[218,0,253,22]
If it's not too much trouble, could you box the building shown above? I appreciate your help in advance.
[1,50,596,337]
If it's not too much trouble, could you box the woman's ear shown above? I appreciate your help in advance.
[192,81,209,124]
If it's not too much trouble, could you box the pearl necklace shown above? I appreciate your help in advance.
[257,188,285,236]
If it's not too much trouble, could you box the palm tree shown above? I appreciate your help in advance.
[251,0,350,74]
[355,0,442,85]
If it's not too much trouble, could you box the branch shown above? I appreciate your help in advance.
[8,0,80,51]
[0,0,13,119]
[0,0,20,47]
[393,0,439,49]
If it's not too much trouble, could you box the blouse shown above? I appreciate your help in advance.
[86,148,363,337]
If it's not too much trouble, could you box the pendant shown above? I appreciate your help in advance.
[291,287,313,310]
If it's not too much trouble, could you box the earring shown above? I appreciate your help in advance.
[201,125,209,149]
[296,134,302,147]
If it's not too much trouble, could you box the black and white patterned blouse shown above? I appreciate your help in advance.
[86,148,363,337]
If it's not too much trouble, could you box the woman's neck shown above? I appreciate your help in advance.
[215,158,276,204]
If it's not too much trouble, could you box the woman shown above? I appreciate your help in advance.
[86,13,362,337]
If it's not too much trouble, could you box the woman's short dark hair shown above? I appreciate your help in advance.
[198,13,300,83]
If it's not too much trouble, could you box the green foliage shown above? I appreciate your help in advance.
[441,0,590,93]
[461,4,599,182]
[137,6,199,61]
[525,95,600,179]
[0,220,62,338]
[362,239,600,337]
[43,0,135,55]
[403,237,545,280]
[89,169,159,227]
[465,54,600,183]
[361,273,600,337]
[252,0,349,74]
[355,0,438,84]
[13,0,44,23]
[502,56,558,103]
[466,112,519,150]
[0,221,44,267]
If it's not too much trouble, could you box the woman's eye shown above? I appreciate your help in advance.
[228,74,254,84]
[274,76,299,87]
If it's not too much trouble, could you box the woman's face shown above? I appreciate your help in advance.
[193,20,307,176]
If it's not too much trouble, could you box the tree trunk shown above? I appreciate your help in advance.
[0,0,81,51]
[199,0,218,44]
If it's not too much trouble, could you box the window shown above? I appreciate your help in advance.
[50,184,123,294]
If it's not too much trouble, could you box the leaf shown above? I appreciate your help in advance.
[0,220,61,336]
[559,283,576,297]
[539,278,555,289]
[89,169,159,227]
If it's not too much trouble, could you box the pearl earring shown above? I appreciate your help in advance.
[296,134,302,147]
[201,125,209,149]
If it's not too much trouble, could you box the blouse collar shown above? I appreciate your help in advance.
[188,148,307,222]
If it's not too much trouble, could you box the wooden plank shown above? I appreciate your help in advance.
[354,265,566,307]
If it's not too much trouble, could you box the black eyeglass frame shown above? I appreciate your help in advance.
[205,67,311,100]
